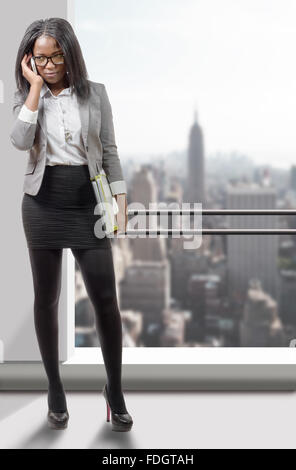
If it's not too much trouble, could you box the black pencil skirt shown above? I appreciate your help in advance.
[21,164,112,250]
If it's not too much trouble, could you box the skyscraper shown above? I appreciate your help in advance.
[227,181,279,301]
[186,109,205,205]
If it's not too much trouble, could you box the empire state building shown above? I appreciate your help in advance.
[186,109,205,205]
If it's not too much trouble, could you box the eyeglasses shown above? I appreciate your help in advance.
[32,53,65,67]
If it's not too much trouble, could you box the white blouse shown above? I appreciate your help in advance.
[18,81,88,166]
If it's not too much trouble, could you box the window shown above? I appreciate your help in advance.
[73,0,296,366]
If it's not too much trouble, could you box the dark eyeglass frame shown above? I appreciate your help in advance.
[32,52,65,67]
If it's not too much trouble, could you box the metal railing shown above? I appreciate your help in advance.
[123,209,296,235]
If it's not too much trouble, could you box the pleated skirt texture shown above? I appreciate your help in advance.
[21,164,112,250]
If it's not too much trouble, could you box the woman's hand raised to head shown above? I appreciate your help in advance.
[21,52,44,87]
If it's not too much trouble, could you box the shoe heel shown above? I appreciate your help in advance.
[106,400,111,422]
[102,383,133,432]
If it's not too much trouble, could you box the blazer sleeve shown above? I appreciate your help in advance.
[99,83,127,196]
[10,89,38,151]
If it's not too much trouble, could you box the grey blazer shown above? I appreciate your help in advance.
[10,80,127,196]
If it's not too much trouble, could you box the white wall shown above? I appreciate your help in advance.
[0,0,74,361]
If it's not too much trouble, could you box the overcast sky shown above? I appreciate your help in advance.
[75,0,296,169]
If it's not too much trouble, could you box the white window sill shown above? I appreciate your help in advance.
[63,346,296,365]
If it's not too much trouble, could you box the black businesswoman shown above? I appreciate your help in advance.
[10,17,133,431]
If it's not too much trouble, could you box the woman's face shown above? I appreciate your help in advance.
[32,35,67,86]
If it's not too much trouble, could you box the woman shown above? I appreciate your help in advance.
[10,17,133,432]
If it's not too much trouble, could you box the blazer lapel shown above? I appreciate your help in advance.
[78,98,90,152]
[37,99,46,137]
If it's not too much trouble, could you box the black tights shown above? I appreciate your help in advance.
[28,246,127,414]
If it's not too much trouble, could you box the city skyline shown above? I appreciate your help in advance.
[76,0,296,168]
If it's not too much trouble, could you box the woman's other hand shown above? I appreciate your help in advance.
[114,194,128,234]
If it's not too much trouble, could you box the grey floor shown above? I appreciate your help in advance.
[0,390,296,449]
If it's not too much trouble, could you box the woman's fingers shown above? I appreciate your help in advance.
[116,212,127,234]
[22,52,32,67]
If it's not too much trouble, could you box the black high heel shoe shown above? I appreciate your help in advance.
[47,389,69,430]
[102,383,133,432]
[47,409,69,430]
